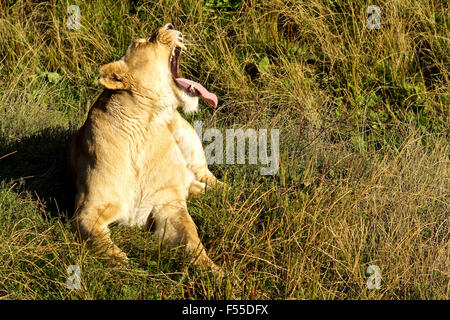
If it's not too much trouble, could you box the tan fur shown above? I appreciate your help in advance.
[68,24,221,273]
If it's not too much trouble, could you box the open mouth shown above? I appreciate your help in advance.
[169,37,218,108]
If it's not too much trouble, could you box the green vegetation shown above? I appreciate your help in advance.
[0,0,448,299]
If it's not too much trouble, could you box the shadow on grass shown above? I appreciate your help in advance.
[0,126,76,221]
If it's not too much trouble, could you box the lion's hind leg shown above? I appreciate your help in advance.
[73,202,128,264]
[150,192,220,274]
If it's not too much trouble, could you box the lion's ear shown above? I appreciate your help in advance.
[99,60,130,90]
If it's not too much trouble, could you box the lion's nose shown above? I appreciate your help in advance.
[164,23,175,30]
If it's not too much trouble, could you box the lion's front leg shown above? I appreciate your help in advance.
[168,111,222,189]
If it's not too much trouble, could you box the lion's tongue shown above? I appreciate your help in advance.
[175,78,218,108]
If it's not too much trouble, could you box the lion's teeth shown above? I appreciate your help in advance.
[189,85,195,92]
[175,41,186,50]
[171,47,176,57]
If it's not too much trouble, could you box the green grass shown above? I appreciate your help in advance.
[0,0,448,299]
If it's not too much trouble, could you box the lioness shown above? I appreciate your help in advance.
[68,23,221,272]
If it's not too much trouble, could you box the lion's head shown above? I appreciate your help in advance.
[99,23,217,114]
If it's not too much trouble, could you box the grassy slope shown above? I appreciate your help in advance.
[0,0,448,299]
